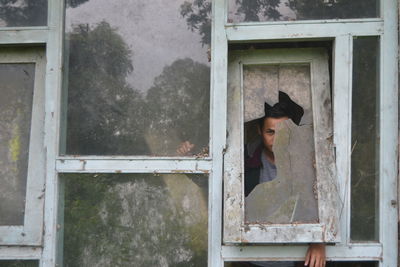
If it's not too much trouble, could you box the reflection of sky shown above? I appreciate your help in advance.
[66,0,209,93]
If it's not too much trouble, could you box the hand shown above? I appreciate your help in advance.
[304,243,325,267]
[176,141,195,156]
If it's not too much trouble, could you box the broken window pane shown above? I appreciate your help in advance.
[0,63,35,225]
[244,64,318,224]
[0,261,38,267]
[62,0,210,156]
[228,0,379,23]
[0,0,47,27]
[61,173,208,266]
[351,36,380,241]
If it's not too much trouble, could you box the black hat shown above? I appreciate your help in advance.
[264,91,304,125]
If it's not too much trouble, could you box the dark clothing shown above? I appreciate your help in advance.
[245,143,277,197]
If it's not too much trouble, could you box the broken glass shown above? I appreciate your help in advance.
[244,64,318,224]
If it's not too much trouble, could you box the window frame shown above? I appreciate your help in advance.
[0,48,46,246]
[223,48,339,244]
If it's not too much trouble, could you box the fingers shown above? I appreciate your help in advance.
[176,141,195,156]
[305,244,326,267]
[304,248,310,266]
[309,255,316,267]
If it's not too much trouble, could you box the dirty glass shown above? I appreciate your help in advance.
[0,261,38,267]
[62,0,211,156]
[243,64,318,224]
[0,63,35,225]
[0,0,47,27]
[228,0,379,23]
[225,261,378,267]
[350,36,379,241]
[60,173,208,266]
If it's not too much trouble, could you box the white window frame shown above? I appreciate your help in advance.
[0,48,46,246]
[0,0,397,267]
[224,48,339,244]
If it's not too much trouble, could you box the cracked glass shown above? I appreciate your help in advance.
[243,64,318,224]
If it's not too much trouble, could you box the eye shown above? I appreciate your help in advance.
[265,129,275,135]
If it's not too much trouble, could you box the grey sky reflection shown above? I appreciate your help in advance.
[66,0,209,93]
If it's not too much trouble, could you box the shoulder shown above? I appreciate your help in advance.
[245,143,263,169]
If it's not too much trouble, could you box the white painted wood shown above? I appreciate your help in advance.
[209,0,228,266]
[0,246,42,259]
[226,21,383,41]
[56,158,212,173]
[332,35,352,245]
[41,0,65,265]
[0,48,46,245]
[379,1,398,266]
[222,243,382,261]
[0,29,48,44]
[226,18,383,26]
[224,48,340,244]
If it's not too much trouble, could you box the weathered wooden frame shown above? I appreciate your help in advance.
[0,48,46,245]
[224,48,340,243]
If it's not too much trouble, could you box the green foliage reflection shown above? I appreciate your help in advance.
[63,174,208,267]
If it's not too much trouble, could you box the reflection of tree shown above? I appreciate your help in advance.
[0,0,91,26]
[63,173,208,267]
[66,0,90,8]
[227,0,377,22]
[146,58,210,155]
[180,0,211,46]
[65,21,148,155]
[287,0,377,19]
[0,0,47,26]
[235,0,281,21]
[66,21,210,156]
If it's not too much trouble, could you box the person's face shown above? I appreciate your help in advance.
[259,116,289,153]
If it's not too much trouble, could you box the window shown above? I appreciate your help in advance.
[224,48,339,243]
[0,0,397,266]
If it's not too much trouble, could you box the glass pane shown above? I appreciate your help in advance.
[0,0,47,27]
[228,0,379,23]
[63,0,211,156]
[243,64,318,224]
[61,173,208,266]
[351,37,380,241]
[0,63,35,225]
[0,261,38,267]
[225,261,378,267]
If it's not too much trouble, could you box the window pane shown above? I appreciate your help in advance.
[63,0,211,156]
[0,261,38,267]
[228,0,379,23]
[60,173,208,266]
[351,36,379,241]
[0,0,47,27]
[243,64,318,224]
[0,63,35,225]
